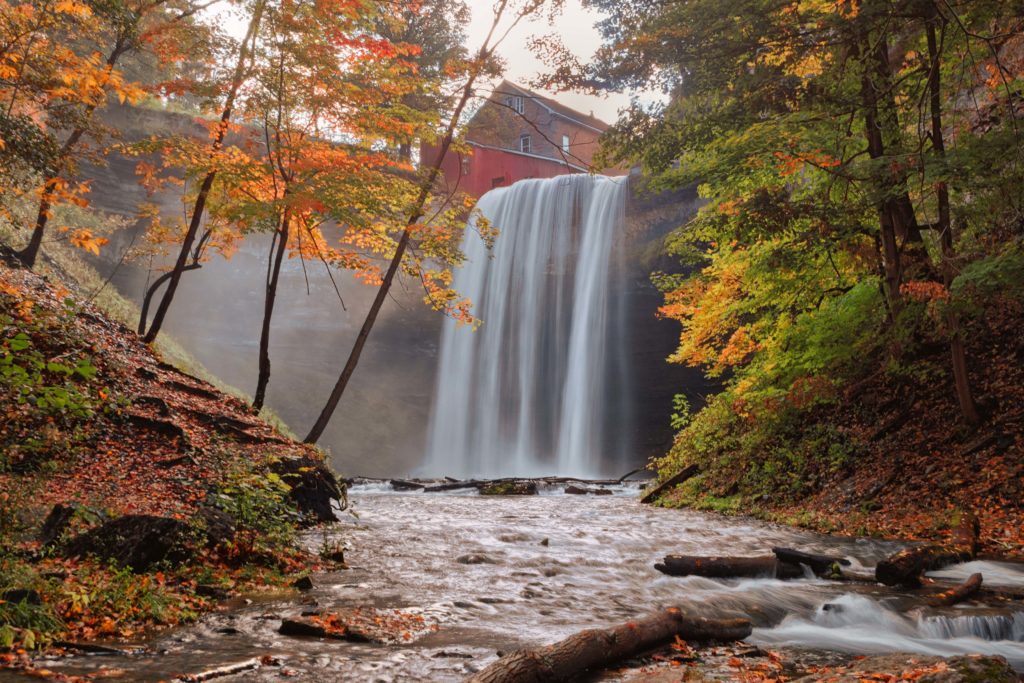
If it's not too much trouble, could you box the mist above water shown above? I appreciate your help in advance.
[425,175,629,478]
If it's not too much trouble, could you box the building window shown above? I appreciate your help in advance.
[504,95,524,114]
[461,155,470,176]
[562,134,570,154]
[519,134,531,154]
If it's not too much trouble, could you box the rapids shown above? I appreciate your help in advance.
[36,487,1024,681]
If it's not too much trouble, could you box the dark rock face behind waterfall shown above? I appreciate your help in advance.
[81,105,706,476]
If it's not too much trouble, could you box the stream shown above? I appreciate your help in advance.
[38,484,1024,681]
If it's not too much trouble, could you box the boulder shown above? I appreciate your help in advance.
[62,515,192,571]
[269,457,344,525]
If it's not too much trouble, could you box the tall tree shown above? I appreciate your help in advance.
[137,0,266,342]
[302,0,545,444]
[4,0,207,267]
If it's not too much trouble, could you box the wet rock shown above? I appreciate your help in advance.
[479,481,537,496]
[539,538,549,546]
[279,618,372,643]
[292,576,314,591]
[564,485,613,495]
[498,533,531,543]
[322,548,345,563]
[269,457,344,525]
[62,515,192,571]
[457,554,495,564]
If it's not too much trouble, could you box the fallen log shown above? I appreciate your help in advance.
[876,514,978,587]
[927,572,983,607]
[772,547,851,577]
[423,480,486,493]
[875,545,973,587]
[390,479,426,491]
[464,608,751,683]
[655,555,803,580]
[564,485,612,496]
[639,464,699,505]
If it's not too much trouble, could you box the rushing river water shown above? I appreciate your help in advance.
[40,486,1024,681]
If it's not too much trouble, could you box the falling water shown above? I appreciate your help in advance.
[424,175,629,478]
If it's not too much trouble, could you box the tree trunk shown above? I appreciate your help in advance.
[926,13,981,427]
[655,555,804,580]
[639,464,699,505]
[140,0,267,343]
[15,38,128,268]
[137,263,202,335]
[253,211,290,411]
[465,608,752,683]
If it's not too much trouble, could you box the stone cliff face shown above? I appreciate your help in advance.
[81,105,708,476]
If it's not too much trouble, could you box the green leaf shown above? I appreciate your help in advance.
[9,333,30,352]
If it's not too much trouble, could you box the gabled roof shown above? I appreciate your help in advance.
[489,80,610,133]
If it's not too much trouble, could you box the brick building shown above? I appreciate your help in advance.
[423,80,624,198]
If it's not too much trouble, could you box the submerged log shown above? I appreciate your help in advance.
[927,572,983,607]
[772,547,851,577]
[655,555,803,580]
[639,464,700,505]
[173,658,263,682]
[464,608,751,683]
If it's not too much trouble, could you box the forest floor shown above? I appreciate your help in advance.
[659,298,1024,558]
[0,251,347,669]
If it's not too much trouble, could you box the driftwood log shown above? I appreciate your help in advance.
[464,608,751,683]
[927,572,983,607]
[772,547,851,577]
[875,513,979,587]
[639,464,700,505]
[655,555,803,579]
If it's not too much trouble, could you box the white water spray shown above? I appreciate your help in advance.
[424,175,629,478]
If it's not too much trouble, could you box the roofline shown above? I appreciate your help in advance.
[467,140,590,173]
[497,81,607,135]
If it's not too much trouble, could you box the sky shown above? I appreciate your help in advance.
[464,0,632,125]
[212,0,633,125]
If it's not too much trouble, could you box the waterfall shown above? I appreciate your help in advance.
[424,174,629,478]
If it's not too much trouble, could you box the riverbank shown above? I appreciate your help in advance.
[647,293,1024,559]
[0,254,345,658]
[18,487,1024,681]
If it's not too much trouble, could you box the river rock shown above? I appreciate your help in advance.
[564,485,613,495]
[479,481,537,496]
[457,553,495,564]
[269,456,344,525]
